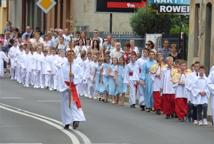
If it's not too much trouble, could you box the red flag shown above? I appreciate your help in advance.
[107,1,146,9]
[65,81,82,109]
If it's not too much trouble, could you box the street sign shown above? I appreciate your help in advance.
[96,0,147,13]
[36,0,56,14]
[149,0,190,14]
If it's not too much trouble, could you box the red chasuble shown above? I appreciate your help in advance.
[64,81,82,109]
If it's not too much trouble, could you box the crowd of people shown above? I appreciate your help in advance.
[0,24,214,128]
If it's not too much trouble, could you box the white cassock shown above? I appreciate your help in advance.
[35,52,44,88]
[31,52,37,87]
[47,54,58,90]
[0,51,9,77]
[82,59,90,97]
[41,55,51,88]
[15,49,23,83]
[161,68,175,95]
[23,52,33,87]
[8,46,19,79]
[55,56,67,91]
[185,72,199,103]
[207,66,214,125]
[19,51,26,84]
[87,60,97,98]
[74,46,87,58]
[124,61,140,105]
[76,58,87,97]
[57,60,86,126]
[173,74,187,99]
[191,75,210,105]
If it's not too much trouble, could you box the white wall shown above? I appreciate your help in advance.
[72,0,133,32]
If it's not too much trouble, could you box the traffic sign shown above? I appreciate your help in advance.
[36,0,56,14]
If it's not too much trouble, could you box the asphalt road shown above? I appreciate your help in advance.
[0,77,214,144]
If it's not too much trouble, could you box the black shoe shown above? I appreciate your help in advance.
[165,115,170,119]
[140,105,145,111]
[146,108,151,112]
[130,104,136,108]
[171,113,177,119]
[64,124,70,130]
[156,109,161,115]
[179,119,185,122]
[73,121,79,129]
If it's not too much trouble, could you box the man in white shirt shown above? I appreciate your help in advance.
[130,39,139,56]
[110,42,124,59]
[22,26,33,40]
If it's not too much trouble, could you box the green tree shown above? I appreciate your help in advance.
[130,7,189,35]
[130,7,171,35]
[170,15,189,34]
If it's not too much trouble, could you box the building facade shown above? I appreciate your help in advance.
[7,0,133,33]
[0,0,8,33]
[188,0,214,68]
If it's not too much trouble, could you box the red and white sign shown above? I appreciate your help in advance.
[107,1,146,9]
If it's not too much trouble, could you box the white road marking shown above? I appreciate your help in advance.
[36,100,60,103]
[0,103,92,144]
[93,143,131,144]
[0,104,80,144]
[0,143,43,144]
[0,97,23,100]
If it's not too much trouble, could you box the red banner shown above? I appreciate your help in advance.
[65,81,82,109]
[107,1,146,9]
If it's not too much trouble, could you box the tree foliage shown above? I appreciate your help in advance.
[130,7,189,35]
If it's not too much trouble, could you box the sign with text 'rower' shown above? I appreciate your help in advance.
[36,0,56,14]
[149,0,190,14]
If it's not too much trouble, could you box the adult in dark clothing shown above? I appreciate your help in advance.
[169,44,181,62]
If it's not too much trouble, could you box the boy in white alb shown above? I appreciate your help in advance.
[19,46,26,85]
[34,47,43,88]
[0,50,9,78]
[88,55,98,99]
[77,51,88,97]
[23,47,33,87]
[125,51,140,108]
[55,50,67,91]
[41,50,51,88]
[47,49,58,90]
[161,57,176,119]
[8,41,19,80]
[85,52,95,98]
[207,66,214,126]
[185,62,200,123]
[191,66,210,126]
[172,61,191,121]
[150,53,166,114]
